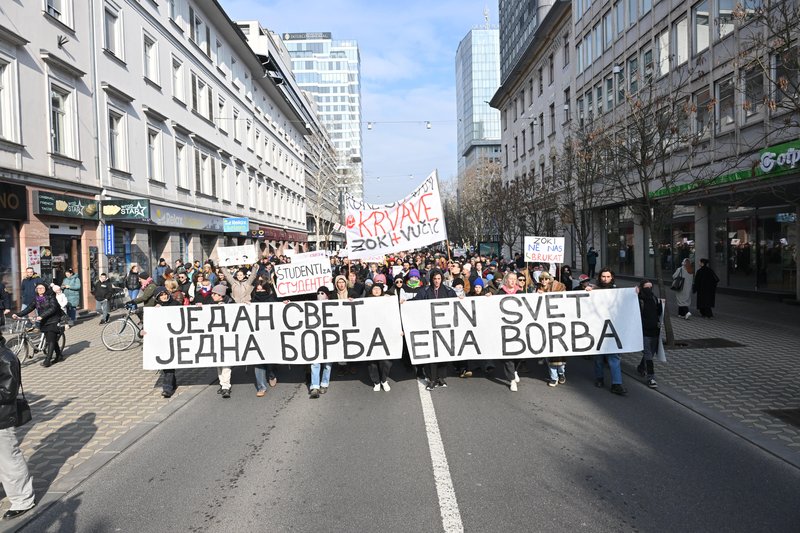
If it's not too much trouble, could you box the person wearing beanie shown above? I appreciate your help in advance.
[413,268,457,390]
[366,282,391,391]
[400,269,424,302]
[207,282,234,398]
[132,271,158,309]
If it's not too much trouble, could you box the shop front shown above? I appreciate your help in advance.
[100,198,153,285]
[0,181,27,305]
[150,204,225,266]
[248,227,308,257]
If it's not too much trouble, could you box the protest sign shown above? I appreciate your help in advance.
[143,297,403,369]
[344,171,447,259]
[217,244,258,267]
[361,255,385,264]
[292,250,330,263]
[400,289,642,364]
[524,236,565,263]
[274,256,333,297]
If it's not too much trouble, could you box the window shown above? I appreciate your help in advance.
[563,39,570,66]
[576,41,584,72]
[175,140,188,189]
[235,168,245,204]
[194,149,213,195]
[671,17,688,68]
[617,68,625,104]
[233,108,241,141]
[513,136,518,161]
[656,29,670,77]
[549,104,555,134]
[615,2,624,37]
[538,112,544,141]
[104,3,122,58]
[147,127,162,181]
[521,130,527,153]
[596,84,603,115]
[628,56,639,94]
[50,83,74,156]
[716,76,735,132]
[695,87,711,137]
[245,120,253,150]
[577,96,584,126]
[107,108,126,170]
[606,76,614,111]
[143,34,158,82]
[743,68,764,121]
[584,35,593,67]
[593,24,601,60]
[564,87,571,122]
[217,96,226,131]
[587,90,594,120]
[642,47,654,84]
[538,67,543,95]
[603,12,612,49]
[0,59,18,142]
[548,54,554,85]
[171,56,184,101]
[693,1,710,55]
[191,73,212,119]
[642,0,652,15]
[168,0,177,21]
[220,162,230,202]
[717,0,735,39]
[628,0,638,26]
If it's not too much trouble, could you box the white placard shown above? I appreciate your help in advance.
[273,256,333,297]
[217,244,258,267]
[344,171,447,259]
[143,298,404,369]
[523,236,565,263]
[292,250,330,263]
[400,288,643,363]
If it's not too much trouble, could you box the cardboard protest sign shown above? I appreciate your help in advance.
[274,257,333,297]
[143,297,403,369]
[344,171,447,259]
[292,250,330,263]
[400,288,643,364]
[524,236,565,263]
[217,244,258,267]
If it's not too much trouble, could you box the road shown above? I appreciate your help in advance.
[19,360,800,533]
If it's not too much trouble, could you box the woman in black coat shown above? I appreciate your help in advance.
[12,282,64,366]
[693,258,720,318]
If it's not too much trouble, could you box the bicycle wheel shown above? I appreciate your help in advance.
[102,319,137,351]
[6,336,30,361]
[58,330,67,353]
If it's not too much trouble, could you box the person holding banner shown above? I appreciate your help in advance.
[636,280,662,389]
[206,285,234,399]
[491,272,525,392]
[587,269,627,395]
[151,287,183,398]
[413,268,457,391]
[307,287,335,399]
[539,272,569,387]
[365,284,392,391]
[334,275,359,376]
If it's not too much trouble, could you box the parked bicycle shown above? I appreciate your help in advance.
[6,318,66,363]
[101,304,142,351]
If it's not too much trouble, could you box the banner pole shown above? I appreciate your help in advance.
[446,240,452,262]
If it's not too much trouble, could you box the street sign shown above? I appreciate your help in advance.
[104,224,115,255]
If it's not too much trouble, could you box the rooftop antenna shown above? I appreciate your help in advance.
[483,6,490,29]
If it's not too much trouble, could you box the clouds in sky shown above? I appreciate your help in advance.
[219,0,499,202]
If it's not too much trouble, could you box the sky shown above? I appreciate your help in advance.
[219,0,499,203]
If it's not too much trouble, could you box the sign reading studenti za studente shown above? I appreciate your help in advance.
[400,289,643,363]
[142,298,403,369]
[273,256,333,297]
[523,236,565,263]
[343,171,447,259]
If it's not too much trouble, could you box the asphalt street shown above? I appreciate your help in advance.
[18,359,800,533]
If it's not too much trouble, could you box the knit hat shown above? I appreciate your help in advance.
[452,277,464,287]
[211,285,227,296]
[139,271,150,279]
[473,278,485,288]
[373,274,386,285]
[409,269,421,278]
[154,286,169,296]
[50,283,60,292]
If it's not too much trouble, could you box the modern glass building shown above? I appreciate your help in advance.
[455,28,501,186]
[282,33,364,200]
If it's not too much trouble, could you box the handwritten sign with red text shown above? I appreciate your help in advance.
[344,171,447,259]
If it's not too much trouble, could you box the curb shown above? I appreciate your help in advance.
[2,380,214,533]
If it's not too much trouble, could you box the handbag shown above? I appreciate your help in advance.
[14,374,32,427]
[670,270,685,291]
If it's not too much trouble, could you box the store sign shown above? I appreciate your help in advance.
[223,217,250,233]
[34,191,99,220]
[0,183,28,221]
[101,199,150,220]
[759,142,800,174]
[104,225,115,255]
[151,206,223,232]
[248,227,307,242]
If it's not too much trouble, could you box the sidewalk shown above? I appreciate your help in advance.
[615,279,800,468]
[0,310,215,524]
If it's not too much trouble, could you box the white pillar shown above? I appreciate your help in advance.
[694,204,710,267]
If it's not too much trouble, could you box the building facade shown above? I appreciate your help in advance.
[281,33,364,201]
[455,27,501,187]
[0,0,312,308]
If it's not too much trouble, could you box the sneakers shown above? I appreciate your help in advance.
[547,380,557,387]
[310,388,320,399]
[557,374,566,385]
[459,369,473,378]
[436,378,447,388]
[595,378,605,388]
[647,378,658,389]
[221,388,231,399]
[256,389,266,397]
[268,376,278,387]
[425,380,436,391]
[373,383,381,392]
[161,390,173,398]
[320,386,328,394]
[610,384,627,395]
[513,371,521,383]
[381,381,391,392]
[509,380,518,392]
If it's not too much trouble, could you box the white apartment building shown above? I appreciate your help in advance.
[0,0,313,307]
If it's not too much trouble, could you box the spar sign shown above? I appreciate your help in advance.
[524,236,565,263]
[344,171,447,259]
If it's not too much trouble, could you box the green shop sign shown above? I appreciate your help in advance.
[101,198,150,220]
[34,191,99,219]
[651,138,800,199]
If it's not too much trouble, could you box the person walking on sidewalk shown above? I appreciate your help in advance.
[125,265,142,302]
[20,268,42,314]
[587,268,627,395]
[12,283,65,367]
[693,258,719,318]
[0,343,36,520]
[61,269,81,325]
[636,279,662,389]
[92,273,115,324]
[672,258,694,319]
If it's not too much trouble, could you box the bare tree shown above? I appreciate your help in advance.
[305,135,342,251]
[447,157,502,249]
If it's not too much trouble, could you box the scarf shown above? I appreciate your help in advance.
[501,285,519,295]
[406,278,420,289]
[334,275,349,300]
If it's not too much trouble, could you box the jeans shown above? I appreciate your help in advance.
[254,364,276,391]
[66,304,77,323]
[593,354,622,385]
[0,427,36,511]
[547,361,566,381]
[310,363,332,390]
[96,299,109,321]
[128,289,140,302]
[504,360,518,381]
[367,360,391,385]
[639,336,659,378]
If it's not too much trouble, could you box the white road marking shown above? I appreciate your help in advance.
[417,379,464,533]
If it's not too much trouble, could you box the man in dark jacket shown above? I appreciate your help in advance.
[20,267,41,312]
[0,344,36,519]
[414,268,457,390]
[152,287,182,398]
[636,280,662,389]
[154,258,169,286]
[92,273,115,324]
